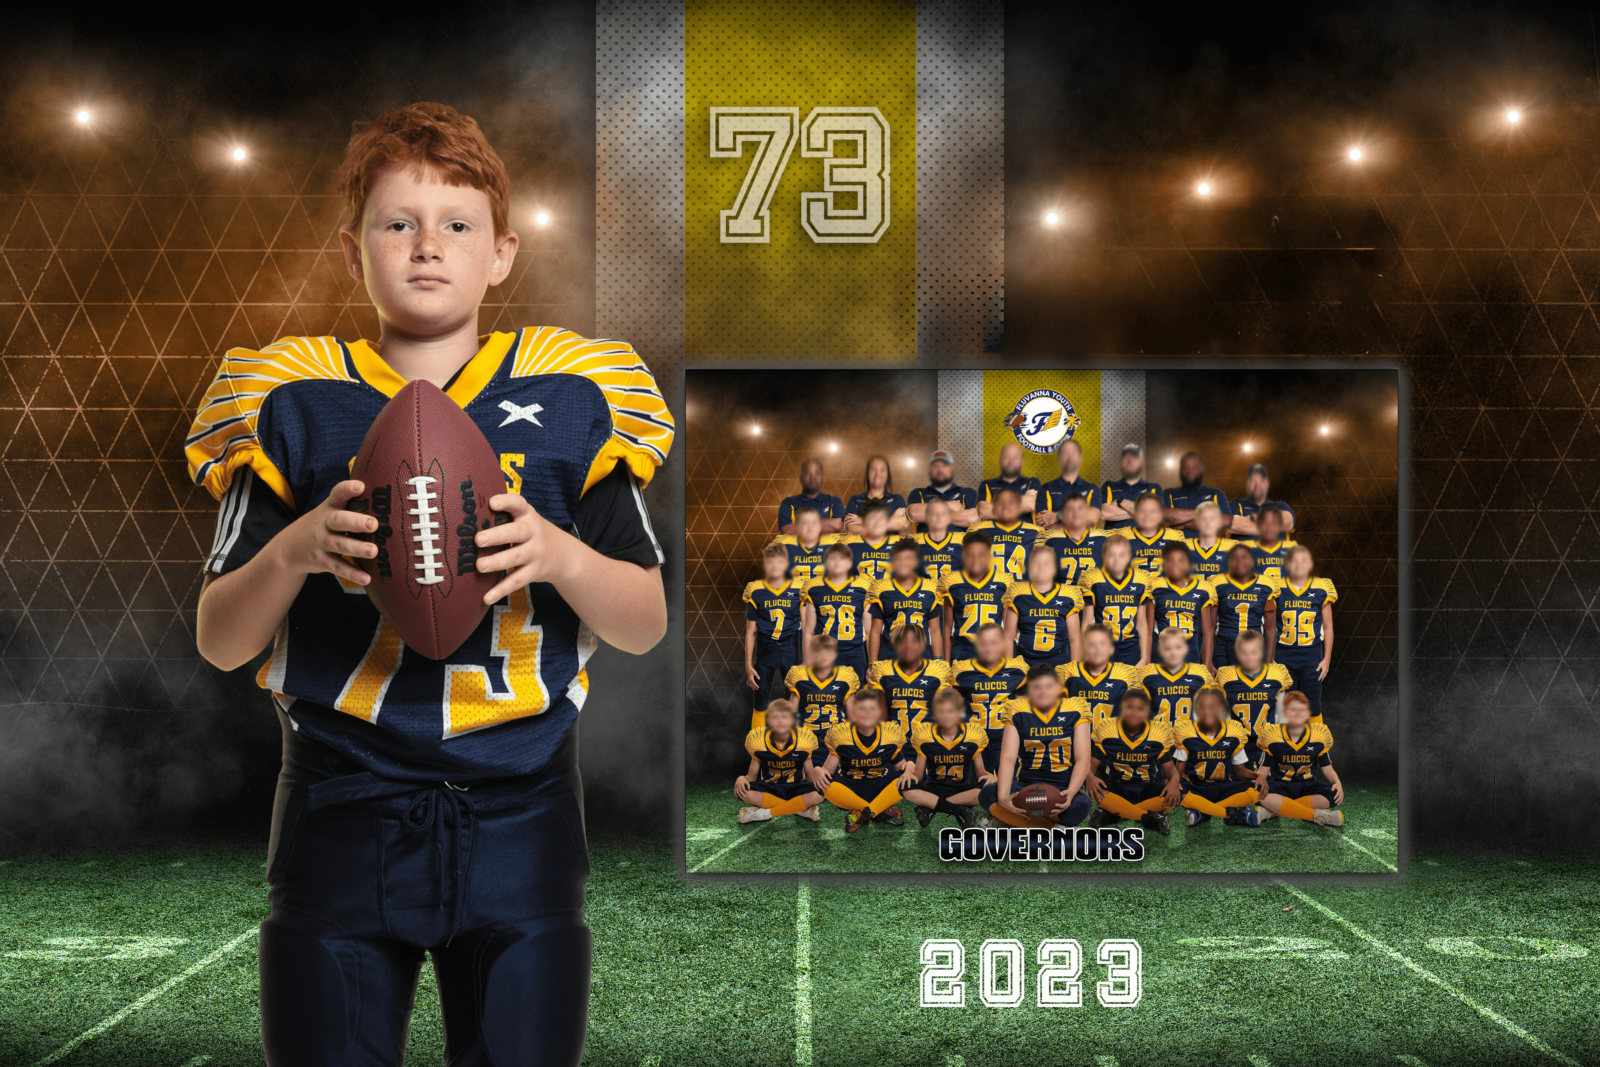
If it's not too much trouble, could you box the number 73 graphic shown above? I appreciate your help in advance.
[711,107,890,244]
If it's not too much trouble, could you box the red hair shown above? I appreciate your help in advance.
[339,102,512,236]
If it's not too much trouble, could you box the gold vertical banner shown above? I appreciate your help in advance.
[685,0,917,359]
[980,370,1105,485]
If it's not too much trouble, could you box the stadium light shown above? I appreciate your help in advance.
[230,146,248,163]
[534,210,551,227]
[828,442,838,453]
[1320,424,1330,435]
[904,458,915,468]
[1044,210,1061,227]
[751,425,761,436]
[1165,457,1176,469]
[1196,181,1212,197]
[1347,147,1363,162]
[1505,108,1522,125]
[74,109,91,126]
[1242,442,1253,453]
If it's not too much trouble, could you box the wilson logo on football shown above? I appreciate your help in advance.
[1004,390,1080,454]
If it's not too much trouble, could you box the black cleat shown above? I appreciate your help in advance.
[1141,810,1172,837]
[953,805,976,830]
[1089,807,1122,829]
[844,808,871,833]
[915,804,935,828]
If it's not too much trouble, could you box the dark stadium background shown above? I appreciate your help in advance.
[0,0,1593,853]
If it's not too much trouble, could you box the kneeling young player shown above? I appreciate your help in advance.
[1253,690,1345,827]
[811,689,910,833]
[735,700,823,824]
[1172,686,1260,827]
[1086,687,1181,836]
[901,687,989,829]
[978,665,1093,829]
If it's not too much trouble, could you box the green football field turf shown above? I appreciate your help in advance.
[686,783,1401,874]
[3,830,1598,1067]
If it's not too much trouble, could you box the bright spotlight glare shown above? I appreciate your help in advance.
[1196,181,1212,197]
[230,146,247,163]
[75,109,91,125]
[1506,109,1522,125]
[534,210,551,227]
[751,425,761,436]
[1044,210,1061,227]
[1320,425,1330,435]
[828,443,838,453]
[1347,147,1363,162]
[1242,442,1253,453]
[1165,457,1176,468]
[904,458,915,468]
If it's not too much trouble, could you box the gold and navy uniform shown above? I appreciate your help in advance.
[186,329,672,780]
[1135,662,1215,728]
[869,576,944,659]
[844,491,908,523]
[911,720,989,792]
[939,566,1010,660]
[744,726,819,788]
[784,665,860,733]
[1147,575,1216,661]
[1215,663,1295,755]
[778,492,845,531]
[743,580,803,662]
[1078,566,1157,665]
[1206,572,1285,664]
[951,656,1028,753]
[999,695,1090,787]
[1274,576,1338,715]
[970,519,1046,584]
[1044,527,1111,587]
[867,658,951,735]
[839,533,895,583]
[1185,535,1241,582]
[802,575,875,668]
[915,530,962,587]
[1242,538,1298,585]
[1100,477,1160,530]
[1002,581,1086,667]
[1114,525,1188,574]
[1055,660,1141,726]
[1173,717,1253,802]
[770,533,838,586]
[1038,475,1102,516]
[824,721,909,782]
[1257,722,1334,783]
[1092,717,1176,802]
[908,484,978,533]
[978,474,1042,508]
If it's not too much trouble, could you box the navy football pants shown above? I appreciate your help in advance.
[1277,647,1325,714]
[261,711,591,1067]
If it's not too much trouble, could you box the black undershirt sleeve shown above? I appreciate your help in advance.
[206,468,294,575]
[572,463,664,568]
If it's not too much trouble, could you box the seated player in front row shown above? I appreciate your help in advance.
[1078,533,1155,668]
[1086,687,1181,836]
[735,699,824,824]
[1253,690,1345,827]
[979,665,1094,830]
[745,542,804,729]
[900,687,990,830]
[810,689,911,832]
[784,634,860,735]
[1002,542,1086,668]
[1171,685,1260,827]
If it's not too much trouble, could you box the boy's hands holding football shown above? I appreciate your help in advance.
[276,479,378,585]
[473,493,577,604]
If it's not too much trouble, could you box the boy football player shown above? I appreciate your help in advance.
[735,699,824,824]
[940,531,1010,661]
[1273,544,1337,719]
[1077,534,1155,668]
[970,486,1045,584]
[1205,544,1283,669]
[867,623,951,735]
[1003,543,1086,668]
[770,505,835,585]
[840,499,896,582]
[1214,630,1294,763]
[811,689,911,832]
[950,622,1030,756]
[1184,499,1239,582]
[1146,541,1215,663]
[745,543,803,727]
[868,539,944,661]
[1086,687,1181,836]
[916,497,962,586]
[979,666,1094,829]
[1253,691,1345,827]
[1172,686,1260,827]
[1056,623,1141,727]
[1137,626,1214,729]
[1242,504,1297,584]
[802,543,875,678]
[901,687,989,829]
[785,635,860,734]
[1044,492,1110,586]
[1117,491,1187,573]
[189,104,670,1067]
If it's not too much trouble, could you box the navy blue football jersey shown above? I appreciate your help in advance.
[745,726,819,786]
[1044,527,1111,587]
[743,580,804,658]
[840,534,896,583]
[915,531,962,588]
[950,655,1029,754]
[868,577,944,659]
[1147,576,1216,661]
[999,695,1091,787]
[801,576,875,661]
[1077,566,1156,665]
[784,665,860,732]
[970,520,1046,585]
[1185,535,1241,582]
[1206,573,1285,644]
[1114,526,1188,574]
[1243,538,1299,585]
[939,567,1011,661]
[770,533,837,587]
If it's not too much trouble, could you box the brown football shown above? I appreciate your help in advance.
[1014,782,1065,814]
[347,379,509,660]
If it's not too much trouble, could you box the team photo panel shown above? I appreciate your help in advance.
[685,368,1399,874]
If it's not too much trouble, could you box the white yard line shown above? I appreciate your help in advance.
[688,822,773,873]
[1335,832,1398,872]
[34,931,255,1067]
[795,879,813,1067]
[1278,884,1578,1066]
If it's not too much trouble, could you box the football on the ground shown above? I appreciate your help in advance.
[1014,783,1065,814]
[348,379,509,660]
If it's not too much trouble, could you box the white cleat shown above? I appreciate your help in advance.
[1254,805,1277,823]
[1313,809,1345,827]
[978,814,999,829]
[796,805,822,822]
[738,806,773,824]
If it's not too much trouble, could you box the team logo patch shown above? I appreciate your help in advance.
[1004,390,1080,454]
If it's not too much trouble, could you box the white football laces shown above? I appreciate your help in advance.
[406,475,445,585]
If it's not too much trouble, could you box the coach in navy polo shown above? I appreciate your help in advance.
[1099,443,1160,530]
[906,449,979,532]
[777,458,846,534]
[1161,452,1230,530]
[1228,462,1296,534]
[1037,438,1102,529]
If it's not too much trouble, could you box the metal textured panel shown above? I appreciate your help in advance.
[1099,370,1146,479]
[936,369,983,487]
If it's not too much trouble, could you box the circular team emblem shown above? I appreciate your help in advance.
[1004,390,1080,453]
